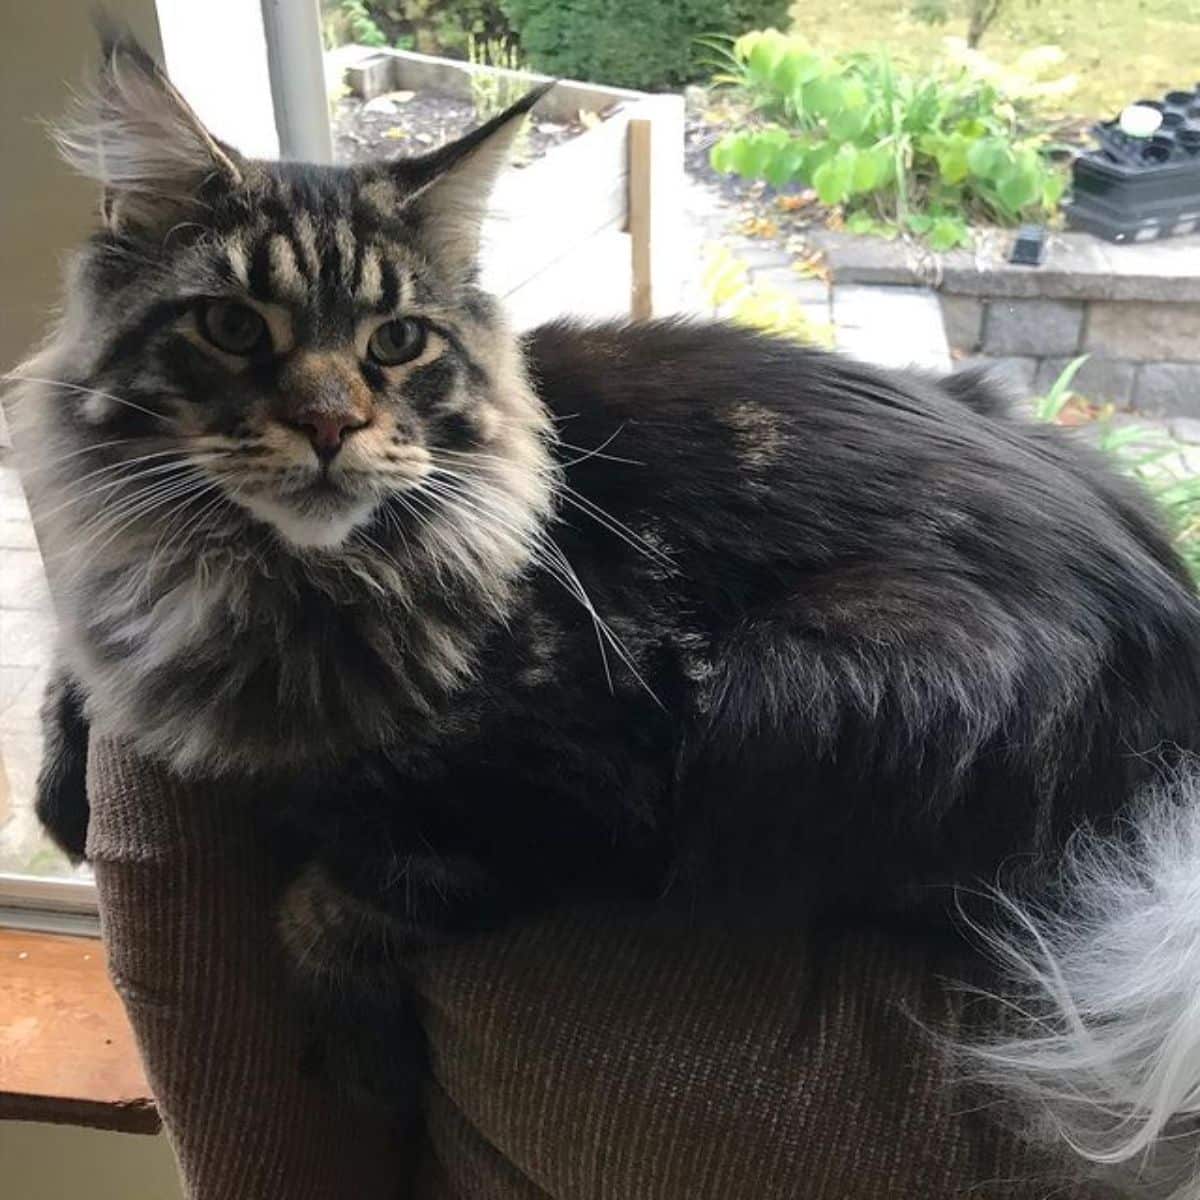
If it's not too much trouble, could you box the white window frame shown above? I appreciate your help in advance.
[0,874,100,937]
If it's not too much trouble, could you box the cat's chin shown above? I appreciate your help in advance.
[236,491,378,551]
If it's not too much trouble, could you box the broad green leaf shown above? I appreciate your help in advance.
[772,51,825,95]
[966,137,1010,180]
[813,152,854,205]
[1042,171,1067,210]
[934,134,970,184]
[763,143,801,188]
[997,167,1039,212]
[803,75,846,120]
[928,215,970,251]
[745,35,786,86]
[852,146,886,192]
[955,118,988,138]
[710,137,734,174]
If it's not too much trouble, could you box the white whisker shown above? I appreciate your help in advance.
[8,374,176,424]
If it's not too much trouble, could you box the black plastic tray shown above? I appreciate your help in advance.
[1066,85,1200,242]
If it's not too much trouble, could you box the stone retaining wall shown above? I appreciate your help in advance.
[808,229,1200,413]
[943,295,1200,410]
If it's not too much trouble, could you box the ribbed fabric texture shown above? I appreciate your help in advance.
[87,739,408,1200]
[412,913,1102,1200]
[89,740,1101,1200]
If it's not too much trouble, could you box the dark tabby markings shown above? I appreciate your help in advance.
[404,358,456,417]
[379,258,400,314]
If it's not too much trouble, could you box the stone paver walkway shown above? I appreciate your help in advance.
[678,178,952,375]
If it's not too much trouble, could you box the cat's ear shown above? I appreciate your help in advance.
[387,83,553,274]
[55,28,245,237]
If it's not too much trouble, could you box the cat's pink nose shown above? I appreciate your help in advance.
[290,412,368,463]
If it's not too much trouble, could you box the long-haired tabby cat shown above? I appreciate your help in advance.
[15,33,1200,1194]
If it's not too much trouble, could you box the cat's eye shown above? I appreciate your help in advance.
[367,318,426,366]
[198,300,269,357]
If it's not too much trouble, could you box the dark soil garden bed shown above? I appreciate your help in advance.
[331,92,603,166]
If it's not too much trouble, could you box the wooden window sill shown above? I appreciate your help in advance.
[0,928,159,1134]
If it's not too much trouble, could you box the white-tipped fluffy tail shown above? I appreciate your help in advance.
[971,770,1200,1199]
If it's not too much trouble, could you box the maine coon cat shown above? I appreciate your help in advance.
[16,34,1200,1195]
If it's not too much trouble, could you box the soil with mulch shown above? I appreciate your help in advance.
[682,86,839,265]
[331,92,594,167]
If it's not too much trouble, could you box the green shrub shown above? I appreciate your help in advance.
[322,1,511,57]
[500,0,790,90]
[323,0,388,47]
[709,30,1066,248]
[406,0,512,56]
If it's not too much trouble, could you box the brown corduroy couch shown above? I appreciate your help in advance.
[87,738,1100,1200]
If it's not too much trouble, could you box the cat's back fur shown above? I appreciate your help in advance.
[483,320,1200,902]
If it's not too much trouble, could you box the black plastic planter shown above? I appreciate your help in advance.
[1066,83,1200,243]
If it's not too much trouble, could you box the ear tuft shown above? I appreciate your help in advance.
[393,82,555,275]
[54,26,243,235]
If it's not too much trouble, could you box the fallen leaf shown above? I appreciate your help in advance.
[740,216,778,239]
[791,250,831,283]
[579,109,602,130]
[382,127,407,140]
[776,189,817,212]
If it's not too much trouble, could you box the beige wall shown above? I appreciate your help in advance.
[0,1122,183,1200]
[0,1,163,375]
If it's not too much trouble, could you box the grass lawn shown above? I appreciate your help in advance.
[786,0,1200,120]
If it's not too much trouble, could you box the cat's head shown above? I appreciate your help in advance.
[14,33,553,567]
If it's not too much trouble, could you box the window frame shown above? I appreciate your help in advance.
[0,874,100,937]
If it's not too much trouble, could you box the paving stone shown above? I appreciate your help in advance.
[0,608,55,669]
[798,301,834,329]
[833,284,941,328]
[939,295,985,353]
[1084,301,1200,362]
[1034,356,1137,406]
[808,230,928,286]
[836,327,951,373]
[811,227,1200,302]
[0,549,51,612]
[1,731,43,817]
[723,239,791,270]
[1132,362,1200,417]
[1104,237,1200,303]
[832,285,950,372]
[983,298,1084,357]
[1169,417,1200,444]
[749,267,830,303]
[0,664,47,733]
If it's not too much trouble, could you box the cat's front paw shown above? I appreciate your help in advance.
[278,863,418,998]
[277,863,448,1115]
[276,849,506,1110]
